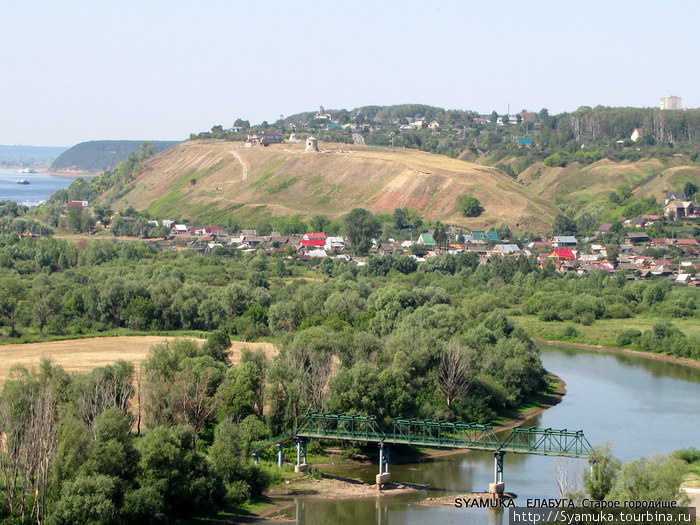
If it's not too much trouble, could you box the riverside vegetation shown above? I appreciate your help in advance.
[0,225,698,522]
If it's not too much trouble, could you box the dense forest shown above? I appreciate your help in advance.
[50,141,179,173]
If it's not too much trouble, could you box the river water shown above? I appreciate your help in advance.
[0,168,76,203]
[278,345,700,524]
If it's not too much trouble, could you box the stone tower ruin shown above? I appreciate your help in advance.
[305,136,319,153]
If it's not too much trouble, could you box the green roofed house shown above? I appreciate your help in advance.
[418,232,436,246]
[472,231,500,242]
[517,137,534,147]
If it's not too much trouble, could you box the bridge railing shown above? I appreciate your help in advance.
[499,427,593,457]
[391,418,501,450]
[297,412,387,442]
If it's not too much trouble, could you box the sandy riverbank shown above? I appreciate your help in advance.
[535,338,700,369]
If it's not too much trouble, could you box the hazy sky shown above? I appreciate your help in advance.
[2,0,699,146]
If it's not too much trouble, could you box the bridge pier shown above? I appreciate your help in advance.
[490,451,505,496]
[376,443,391,488]
[277,443,284,468]
[294,437,309,472]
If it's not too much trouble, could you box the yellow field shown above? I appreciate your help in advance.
[0,336,278,385]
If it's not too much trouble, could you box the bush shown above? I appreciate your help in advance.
[561,326,579,339]
[605,303,632,319]
[616,329,641,346]
[538,310,562,322]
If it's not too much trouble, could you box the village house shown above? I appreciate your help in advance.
[471,231,500,242]
[246,130,283,146]
[492,244,521,255]
[324,236,345,252]
[664,200,695,220]
[377,242,404,255]
[551,236,578,247]
[664,190,688,205]
[417,232,436,247]
[171,224,189,235]
[625,232,650,244]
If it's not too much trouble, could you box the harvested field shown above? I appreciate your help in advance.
[0,336,278,384]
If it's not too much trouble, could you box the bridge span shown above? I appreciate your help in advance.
[252,412,593,491]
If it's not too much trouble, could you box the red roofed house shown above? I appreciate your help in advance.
[301,232,327,248]
[548,249,577,260]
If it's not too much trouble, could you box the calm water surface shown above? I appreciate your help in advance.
[0,168,76,203]
[280,345,700,524]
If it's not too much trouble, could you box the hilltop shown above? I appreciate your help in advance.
[51,140,180,173]
[101,140,561,232]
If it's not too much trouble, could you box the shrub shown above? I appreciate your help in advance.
[561,326,579,339]
[538,310,562,322]
[616,329,641,346]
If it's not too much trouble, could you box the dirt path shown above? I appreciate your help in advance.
[231,150,249,180]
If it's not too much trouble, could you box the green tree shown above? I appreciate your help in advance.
[50,474,121,525]
[584,445,619,500]
[553,215,578,235]
[607,454,689,503]
[433,222,447,251]
[457,195,484,217]
[343,208,381,255]
[0,276,25,337]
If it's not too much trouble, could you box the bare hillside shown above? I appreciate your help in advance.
[105,140,561,231]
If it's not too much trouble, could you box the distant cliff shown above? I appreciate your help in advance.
[51,140,180,173]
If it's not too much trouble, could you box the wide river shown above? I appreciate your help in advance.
[0,168,76,203]
[278,345,700,524]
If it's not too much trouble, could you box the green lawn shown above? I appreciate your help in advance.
[509,312,700,348]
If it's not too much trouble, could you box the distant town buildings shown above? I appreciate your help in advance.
[660,96,682,110]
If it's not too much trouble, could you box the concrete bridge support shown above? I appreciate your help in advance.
[277,443,284,468]
[294,437,309,472]
[376,443,391,488]
[490,451,505,496]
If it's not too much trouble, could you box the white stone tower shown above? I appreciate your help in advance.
[305,136,319,153]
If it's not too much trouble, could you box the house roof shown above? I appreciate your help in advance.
[472,231,500,241]
[418,233,436,245]
[301,239,326,247]
[303,232,327,240]
[597,223,613,232]
[553,236,578,244]
[494,244,521,254]
[549,249,577,260]
[666,191,688,201]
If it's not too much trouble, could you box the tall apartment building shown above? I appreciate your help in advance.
[660,96,682,110]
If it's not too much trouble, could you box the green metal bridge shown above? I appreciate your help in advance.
[251,412,593,486]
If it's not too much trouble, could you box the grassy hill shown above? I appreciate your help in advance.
[516,156,700,214]
[102,140,562,232]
